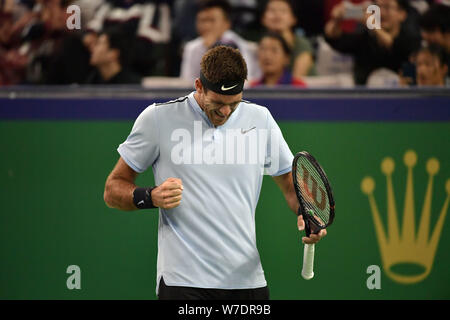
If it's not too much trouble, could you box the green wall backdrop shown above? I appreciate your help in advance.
[1,118,449,299]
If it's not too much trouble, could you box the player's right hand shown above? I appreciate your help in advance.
[151,178,183,209]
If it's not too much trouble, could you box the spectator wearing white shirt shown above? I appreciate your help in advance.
[180,0,261,83]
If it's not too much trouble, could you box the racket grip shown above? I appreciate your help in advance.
[301,243,315,280]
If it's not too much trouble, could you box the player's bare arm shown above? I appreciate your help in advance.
[272,171,298,214]
[272,171,327,245]
[104,157,183,210]
[104,157,139,211]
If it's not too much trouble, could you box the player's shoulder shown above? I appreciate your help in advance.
[239,98,270,117]
[154,96,189,108]
[139,96,189,119]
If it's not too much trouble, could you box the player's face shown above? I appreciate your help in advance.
[416,51,447,86]
[195,80,242,126]
[262,0,296,33]
[258,37,289,76]
[203,91,242,126]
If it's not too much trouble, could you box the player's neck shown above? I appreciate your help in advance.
[194,92,205,111]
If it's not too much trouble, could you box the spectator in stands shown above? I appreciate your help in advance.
[0,0,29,85]
[85,0,172,77]
[180,0,261,82]
[324,0,421,85]
[251,32,306,87]
[0,0,93,85]
[415,44,448,86]
[86,27,141,84]
[419,3,450,68]
[261,0,315,78]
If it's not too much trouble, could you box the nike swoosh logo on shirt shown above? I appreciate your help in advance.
[241,126,256,134]
[221,84,238,91]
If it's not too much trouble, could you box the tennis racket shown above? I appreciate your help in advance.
[292,151,335,280]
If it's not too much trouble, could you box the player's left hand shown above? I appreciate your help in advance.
[297,215,327,244]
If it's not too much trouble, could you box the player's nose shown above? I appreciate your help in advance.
[219,105,232,117]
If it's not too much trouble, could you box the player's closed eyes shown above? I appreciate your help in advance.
[208,101,239,111]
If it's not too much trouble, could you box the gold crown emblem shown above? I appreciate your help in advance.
[361,150,449,284]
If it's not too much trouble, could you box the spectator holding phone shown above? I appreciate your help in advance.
[324,0,421,85]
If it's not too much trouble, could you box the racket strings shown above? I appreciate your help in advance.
[296,158,330,226]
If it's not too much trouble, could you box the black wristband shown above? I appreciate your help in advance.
[133,187,158,209]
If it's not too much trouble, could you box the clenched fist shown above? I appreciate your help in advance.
[151,178,183,209]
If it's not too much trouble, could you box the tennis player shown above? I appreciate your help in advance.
[103,45,327,300]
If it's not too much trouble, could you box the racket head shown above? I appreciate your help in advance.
[292,151,335,236]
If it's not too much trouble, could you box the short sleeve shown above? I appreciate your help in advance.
[293,36,313,56]
[264,109,294,176]
[117,104,160,173]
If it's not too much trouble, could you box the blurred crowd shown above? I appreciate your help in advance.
[0,0,449,87]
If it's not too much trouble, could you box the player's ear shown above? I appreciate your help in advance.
[195,78,204,94]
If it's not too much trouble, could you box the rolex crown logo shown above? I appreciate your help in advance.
[361,150,449,284]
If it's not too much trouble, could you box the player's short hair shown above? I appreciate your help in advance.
[420,4,450,33]
[198,0,232,21]
[200,45,248,89]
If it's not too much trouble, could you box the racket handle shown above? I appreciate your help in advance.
[301,243,315,280]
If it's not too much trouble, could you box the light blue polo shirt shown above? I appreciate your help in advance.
[117,92,293,293]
